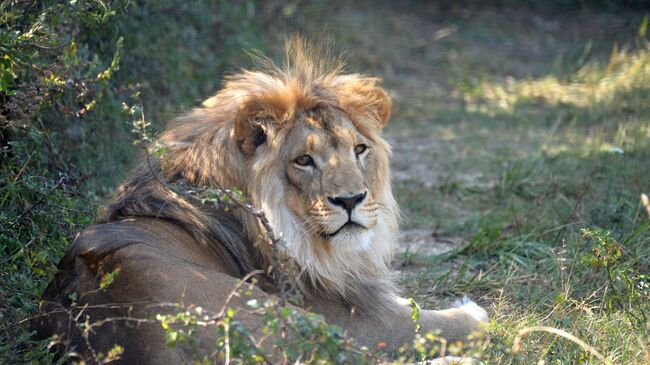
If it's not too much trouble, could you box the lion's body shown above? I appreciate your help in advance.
[35,40,487,363]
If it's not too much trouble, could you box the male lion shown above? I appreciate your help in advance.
[35,40,488,363]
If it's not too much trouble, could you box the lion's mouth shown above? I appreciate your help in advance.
[323,220,366,238]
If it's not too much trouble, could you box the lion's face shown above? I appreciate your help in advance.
[282,107,383,251]
[224,69,398,288]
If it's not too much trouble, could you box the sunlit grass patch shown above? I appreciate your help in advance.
[466,45,650,120]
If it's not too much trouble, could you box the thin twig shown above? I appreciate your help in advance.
[212,270,264,320]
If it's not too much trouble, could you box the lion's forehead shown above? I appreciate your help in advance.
[293,115,358,154]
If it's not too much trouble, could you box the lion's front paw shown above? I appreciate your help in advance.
[453,295,488,323]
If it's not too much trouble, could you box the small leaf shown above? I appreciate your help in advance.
[99,267,121,289]
[67,292,78,302]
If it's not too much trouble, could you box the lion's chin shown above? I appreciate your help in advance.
[329,227,375,252]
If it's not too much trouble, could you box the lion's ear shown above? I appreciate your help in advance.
[234,96,288,156]
[337,78,392,129]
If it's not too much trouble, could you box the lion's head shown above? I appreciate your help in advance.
[99,39,399,310]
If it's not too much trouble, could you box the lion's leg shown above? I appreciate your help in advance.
[305,295,488,352]
[418,298,489,341]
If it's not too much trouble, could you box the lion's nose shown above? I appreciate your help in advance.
[327,192,367,215]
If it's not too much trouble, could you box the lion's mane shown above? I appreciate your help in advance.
[97,40,400,315]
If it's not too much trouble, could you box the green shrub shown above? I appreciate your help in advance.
[0,0,271,361]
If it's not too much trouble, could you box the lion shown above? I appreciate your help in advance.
[34,39,488,363]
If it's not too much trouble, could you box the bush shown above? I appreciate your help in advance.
[0,1,274,361]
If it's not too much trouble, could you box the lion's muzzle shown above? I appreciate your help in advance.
[326,191,367,215]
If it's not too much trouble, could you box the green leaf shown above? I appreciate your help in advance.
[99,268,121,289]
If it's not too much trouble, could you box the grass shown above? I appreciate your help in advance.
[2,1,649,363]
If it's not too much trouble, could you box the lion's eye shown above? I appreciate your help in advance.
[354,144,368,155]
[294,154,314,167]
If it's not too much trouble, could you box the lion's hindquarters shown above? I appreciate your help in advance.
[35,221,281,363]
